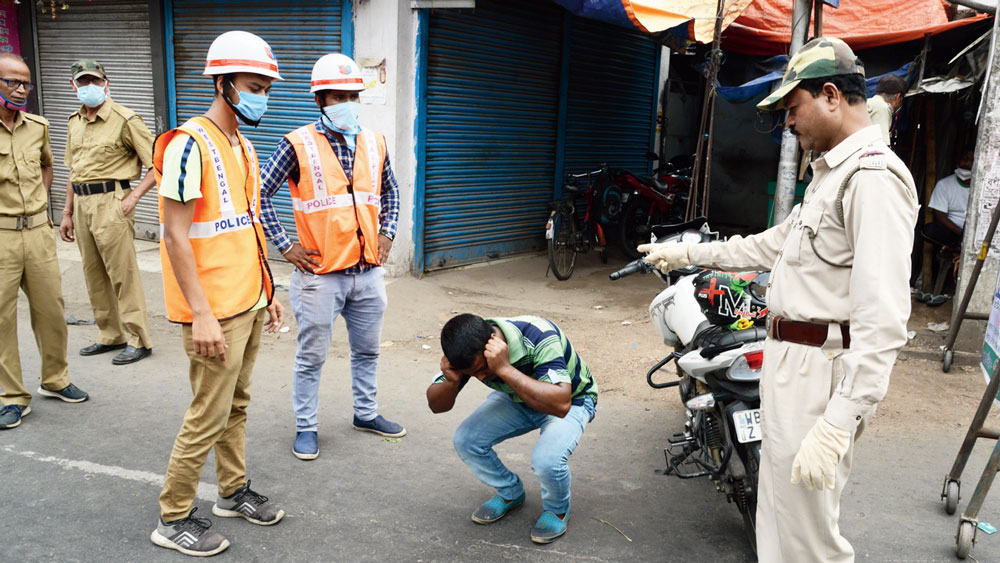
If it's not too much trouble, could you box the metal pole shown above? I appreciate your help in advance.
[772,0,813,225]
[948,0,997,14]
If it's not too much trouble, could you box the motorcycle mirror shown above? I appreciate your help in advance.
[645,151,659,161]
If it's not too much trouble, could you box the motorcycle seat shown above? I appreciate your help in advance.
[637,175,673,194]
[695,326,767,359]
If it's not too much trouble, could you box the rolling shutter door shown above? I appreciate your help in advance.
[563,16,658,174]
[35,0,157,238]
[423,0,563,270]
[169,0,345,240]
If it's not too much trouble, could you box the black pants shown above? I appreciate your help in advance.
[922,221,962,247]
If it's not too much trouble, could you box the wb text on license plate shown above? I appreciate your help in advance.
[733,408,762,443]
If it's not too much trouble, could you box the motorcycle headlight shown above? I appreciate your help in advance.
[685,392,716,411]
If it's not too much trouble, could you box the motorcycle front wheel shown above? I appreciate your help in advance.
[619,195,669,260]
[547,208,577,280]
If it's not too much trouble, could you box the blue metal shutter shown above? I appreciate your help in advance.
[563,16,658,175]
[169,0,344,239]
[422,0,563,270]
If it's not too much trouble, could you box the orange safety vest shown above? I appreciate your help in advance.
[153,116,274,323]
[285,124,386,274]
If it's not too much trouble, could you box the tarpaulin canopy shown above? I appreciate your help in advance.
[553,0,755,45]
[723,0,990,56]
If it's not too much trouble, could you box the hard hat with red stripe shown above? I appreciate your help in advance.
[204,30,282,80]
[310,53,364,93]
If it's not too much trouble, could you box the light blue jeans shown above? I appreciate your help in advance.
[453,391,596,515]
[289,267,387,432]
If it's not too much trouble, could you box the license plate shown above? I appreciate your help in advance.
[733,408,762,443]
[545,219,554,240]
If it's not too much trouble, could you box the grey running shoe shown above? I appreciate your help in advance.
[0,404,30,429]
[212,480,285,526]
[37,383,89,403]
[150,507,230,557]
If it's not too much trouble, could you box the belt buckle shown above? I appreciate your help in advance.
[15,215,26,230]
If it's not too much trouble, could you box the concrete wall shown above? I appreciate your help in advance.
[353,0,418,276]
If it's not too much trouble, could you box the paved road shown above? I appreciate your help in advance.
[2,243,998,562]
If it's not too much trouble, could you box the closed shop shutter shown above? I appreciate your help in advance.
[169,0,346,240]
[422,0,563,271]
[563,16,658,175]
[35,0,157,238]
[418,2,659,272]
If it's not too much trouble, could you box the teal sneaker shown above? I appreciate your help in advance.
[531,510,569,544]
[471,492,525,524]
[0,404,30,429]
[37,383,89,403]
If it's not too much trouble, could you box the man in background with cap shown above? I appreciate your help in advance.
[0,53,89,430]
[59,59,155,365]
[639,37,918,561]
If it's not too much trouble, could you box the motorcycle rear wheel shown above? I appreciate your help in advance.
[739,441,761,555]
[548,208,577,280]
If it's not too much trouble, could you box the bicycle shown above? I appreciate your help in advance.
[546,168,616,281]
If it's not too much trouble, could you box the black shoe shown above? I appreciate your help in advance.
[79,342,127,356]
[112,345,152,365]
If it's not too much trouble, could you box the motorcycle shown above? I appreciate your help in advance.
[611,217,768,554]
[615,153,694,260]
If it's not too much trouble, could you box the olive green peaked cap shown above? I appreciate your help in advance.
[757,37,865,111]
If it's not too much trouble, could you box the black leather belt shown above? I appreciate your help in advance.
[72,179,129,196]
[767,315,851,349]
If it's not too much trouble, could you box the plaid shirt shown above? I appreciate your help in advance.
[259,117,400,274]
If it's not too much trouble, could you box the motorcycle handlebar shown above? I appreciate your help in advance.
[609,259,655,280]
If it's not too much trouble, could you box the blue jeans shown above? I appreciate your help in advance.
[289,267,386,432]
[453,391,596,515]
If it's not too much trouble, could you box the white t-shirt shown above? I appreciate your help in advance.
[928,173,970,229]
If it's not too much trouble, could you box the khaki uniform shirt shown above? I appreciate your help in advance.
[688,125,919,431]
[866,95,893,145]
[65,97,154,183]
[0,111,54,216]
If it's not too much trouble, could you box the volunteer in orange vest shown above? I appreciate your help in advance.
[259,53,404,462]
[150,30,286,558]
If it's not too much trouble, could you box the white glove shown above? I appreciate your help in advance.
[790,418,851,491]
[636,242,691,273]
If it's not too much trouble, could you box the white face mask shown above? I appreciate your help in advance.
[955,168,972,182]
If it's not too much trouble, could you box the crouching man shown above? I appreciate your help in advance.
[426,314,598,544]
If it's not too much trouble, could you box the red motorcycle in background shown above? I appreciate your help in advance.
[616,154,694,259]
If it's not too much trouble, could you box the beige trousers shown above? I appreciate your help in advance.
[756,339,864,563]
[158,309,264,521]
[74,188,152,349]
[0,224,70,406]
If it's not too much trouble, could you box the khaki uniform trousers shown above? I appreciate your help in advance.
[158,309,264,521]
[74,188,152,348]
[0,224,70,406]
[757,338,864,563]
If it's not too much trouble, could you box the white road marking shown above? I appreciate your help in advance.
[2,445,217,501]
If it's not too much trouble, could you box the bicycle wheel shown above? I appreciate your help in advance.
[547,207,577,280]
[619,195,667,260]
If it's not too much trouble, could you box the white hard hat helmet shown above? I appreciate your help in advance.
[204,30,282,80]
[310,53,364,93]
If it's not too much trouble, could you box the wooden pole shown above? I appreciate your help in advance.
[687,0,726,220]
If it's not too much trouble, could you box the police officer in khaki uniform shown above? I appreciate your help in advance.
[640,38,918,562]
[0,54,89,430]
[59,60,154,365]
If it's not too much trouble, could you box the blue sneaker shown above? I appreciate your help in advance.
[0,404,30,429]
[531,510,569,544]
[37,383,89,403]
[352,414,406,438]
[472,493,525,524]
[293,431,319,460]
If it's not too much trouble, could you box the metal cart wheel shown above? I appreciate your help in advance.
[943,349,954,373]
[945,480,960,515]
[956,521,975,559]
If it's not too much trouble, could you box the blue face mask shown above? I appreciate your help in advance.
[227,81,268,127]
[76,84,107,108]
[321,101,361,150]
